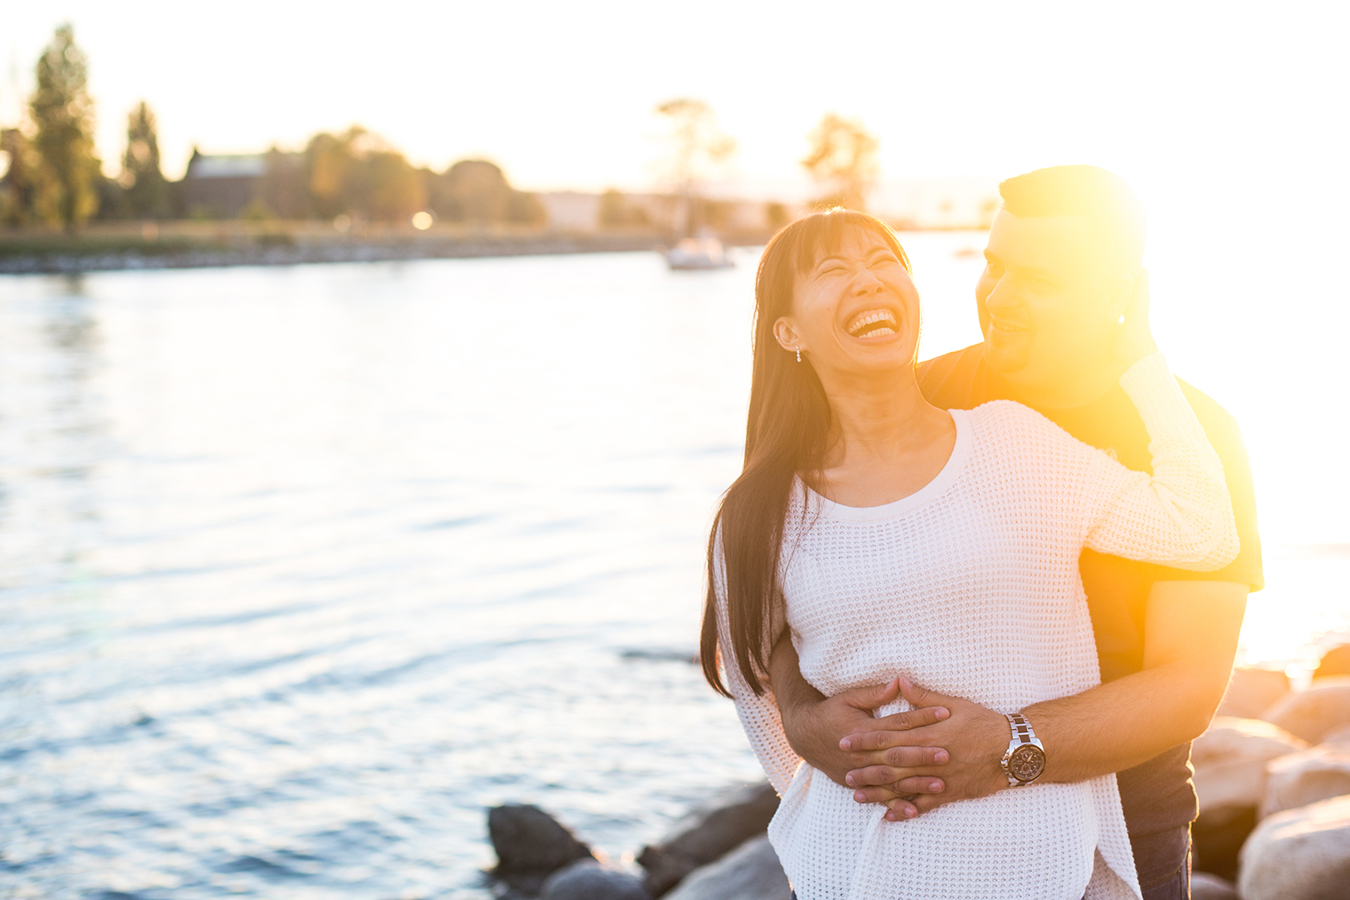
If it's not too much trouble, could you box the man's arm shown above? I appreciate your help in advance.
[844,580,1248,816]
[767,632,952,819]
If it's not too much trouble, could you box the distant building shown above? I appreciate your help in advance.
[182,151,267,218]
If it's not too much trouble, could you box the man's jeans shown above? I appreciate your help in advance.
[1134,825,1192,900]
[785,825,1193,900]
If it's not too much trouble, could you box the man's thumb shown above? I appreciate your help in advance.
[899,675,947,709]
[846,677,901,710]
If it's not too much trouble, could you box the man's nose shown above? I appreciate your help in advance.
[983,275,1014,310]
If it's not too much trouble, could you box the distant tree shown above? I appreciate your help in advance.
[121,101,166,218]
[1,127,40,225]
[655,98,734,235]
[30,24,102,230]
[599,189,649,229]
[802,113,879,211]
[356,148,426,222]
[305,128,363,219]
[301,127,425,222]
[427,159,541,226]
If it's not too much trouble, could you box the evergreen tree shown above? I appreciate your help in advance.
[30,24,101,230]
[122,101,166,218]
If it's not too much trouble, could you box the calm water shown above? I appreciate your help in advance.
[1,234,1346,899]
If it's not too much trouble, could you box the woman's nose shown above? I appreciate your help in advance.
[852,267,884,293]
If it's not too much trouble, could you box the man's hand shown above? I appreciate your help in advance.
[841,677,1009,820]
[768,636,951,819]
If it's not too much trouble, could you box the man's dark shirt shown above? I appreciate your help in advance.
[917,343,1264,837]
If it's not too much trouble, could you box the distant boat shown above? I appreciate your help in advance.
[665,235,734,270]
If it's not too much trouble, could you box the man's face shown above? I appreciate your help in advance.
[976,210,1123,395]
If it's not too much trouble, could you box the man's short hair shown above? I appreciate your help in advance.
[998,165,1146,270]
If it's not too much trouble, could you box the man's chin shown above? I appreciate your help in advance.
[984,330,1032,374]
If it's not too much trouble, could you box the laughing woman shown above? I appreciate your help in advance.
[701,210,1237,900]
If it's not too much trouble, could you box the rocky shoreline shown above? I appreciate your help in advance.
[482,658,1350,900]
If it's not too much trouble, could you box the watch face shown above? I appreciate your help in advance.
[1008,745,1045,782]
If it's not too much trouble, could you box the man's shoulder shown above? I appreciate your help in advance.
[1175,376,1242,443]
[918,343,993,409]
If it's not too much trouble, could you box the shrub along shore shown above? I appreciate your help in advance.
[0,222,776,275]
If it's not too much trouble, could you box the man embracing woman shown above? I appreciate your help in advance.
[701,167,1261,900]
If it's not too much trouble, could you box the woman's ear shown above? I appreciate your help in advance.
[773,316,803,354]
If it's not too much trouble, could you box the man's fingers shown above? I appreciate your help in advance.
[841,707,948,751]
[852,775,943,805]
[898,675,957,711]
[847,765,947,794]
[834,677,901,712]
[883,745,949,768]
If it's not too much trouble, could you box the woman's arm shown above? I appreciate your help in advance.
[710,533,802,795]
[1067,353,1239,569]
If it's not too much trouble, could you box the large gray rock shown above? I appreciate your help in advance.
[1321,725,1350,747]
[1261,746,1350,818]
[1191,717,1306,878]
[1262,676,1350,744]
[1193,717,1308,812]
[662,836,790,900]
[1217,667,1290,719]
[542,860,651,900]
[1190,872,1239,900]
[637,782,779,896]
[488,803,596,892]
[1238,794,1350,900]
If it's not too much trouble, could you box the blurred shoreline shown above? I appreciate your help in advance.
[0,222,780,275]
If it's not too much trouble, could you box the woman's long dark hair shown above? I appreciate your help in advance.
[700,209,912,697]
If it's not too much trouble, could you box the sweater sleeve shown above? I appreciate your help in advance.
[711,529,803,796]
[1067,353,1240,569]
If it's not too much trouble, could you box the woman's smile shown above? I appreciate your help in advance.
[844,307,901,340]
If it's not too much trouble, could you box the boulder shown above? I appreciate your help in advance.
[1217,667,1290,720]
[542,860,651,900]
[488,803,596,892]
[1189,872,1239,900]
[1313,643,1350,679]
[1193,805,1258,881]
[1320,725,1350,748]
[1191,717,1306,879]
[1261,746,1350,818]
[662,835,790,900]
[1192,717,1308,811]
[1238,794,1350,900]
[1262,676,1350,744]
[637,781,779,896]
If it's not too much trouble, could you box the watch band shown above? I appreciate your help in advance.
[1001,711,1046,786]
[1006,712,1035,746]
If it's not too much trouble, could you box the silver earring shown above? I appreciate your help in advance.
[796,347,802,363]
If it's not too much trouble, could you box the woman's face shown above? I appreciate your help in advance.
[773,227,921,379]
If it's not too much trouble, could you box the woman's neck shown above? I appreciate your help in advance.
[814,367,957,507]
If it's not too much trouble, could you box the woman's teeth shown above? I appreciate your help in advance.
[846,309,898,337]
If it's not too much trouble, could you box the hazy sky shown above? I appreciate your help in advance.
[4,0,1347,224]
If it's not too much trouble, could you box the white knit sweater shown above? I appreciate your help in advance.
[714,354,1239,900]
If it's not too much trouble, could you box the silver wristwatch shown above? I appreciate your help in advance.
[1000,712,1046,786]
